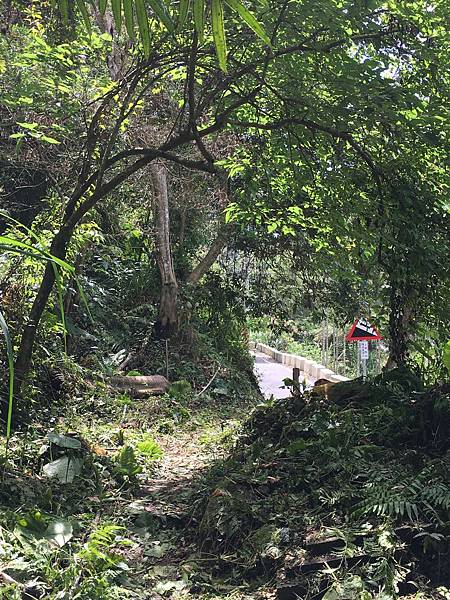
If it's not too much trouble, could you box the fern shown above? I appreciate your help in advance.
[136,437,163,460]
[79,524,125,571]
[353,469,450,525]
[114,446,141,479]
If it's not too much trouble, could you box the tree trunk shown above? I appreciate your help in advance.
[150,163,179,339]
[13,227,71,392]
[186,226,231,285]
[386,283,415,369]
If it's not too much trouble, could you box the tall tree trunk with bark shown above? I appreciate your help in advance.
[151,163,179,339]
[386,282,415,369]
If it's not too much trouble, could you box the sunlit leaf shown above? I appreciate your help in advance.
[193,0,205,43]
[45,519,73,547]
[40,135,61,144]
[224,0,271,45]
[0,309,14,442]
[212,0,227,71]
[0,236,74,272]
[43,456,83,483]
[16,121,39,130]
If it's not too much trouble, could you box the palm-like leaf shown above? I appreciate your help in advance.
[224,0,271,46]
[0,218,77,445]
[111,0,123,31]
[62,0,269,69]
[135,0,151,56]
[211,0,227,72]
[0,309,14,443]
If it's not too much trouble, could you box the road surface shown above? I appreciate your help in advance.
[252,350,300,399]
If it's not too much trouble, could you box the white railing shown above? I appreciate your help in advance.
[250,341,349,383]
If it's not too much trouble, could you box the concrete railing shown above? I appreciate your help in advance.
[250,341,349,384]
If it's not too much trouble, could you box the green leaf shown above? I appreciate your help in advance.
[48,431,82,449]
[0,235,74,273]
[135,0,151,56]
[212,0,227,72]
[111,0,122,31]
[224,0,271,45]
[99,0,107,15]
[52,263,67,352]
[75,0,92,33]
[0,309,14,442]
[148,0,174,31]
[193,0,205,43]
[178,0,190,29]
[40,135,61,144]
[75,276,95,324]
[16,121,39,130]
[59,0,69,23]
[286,439,307,455]
[123,0,135,38]
[115,445,142,477]
[443,341,450,375]
[136,437,163,459]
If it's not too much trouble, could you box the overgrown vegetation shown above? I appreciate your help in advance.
[0,368,448,599]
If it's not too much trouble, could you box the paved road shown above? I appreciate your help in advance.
[252,350,298,399]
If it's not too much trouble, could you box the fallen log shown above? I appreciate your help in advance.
[108,375,170,396]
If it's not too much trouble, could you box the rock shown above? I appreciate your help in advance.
[277,581,308,600]
[285,554,372,577]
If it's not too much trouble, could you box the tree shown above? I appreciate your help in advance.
[3,0,448,389]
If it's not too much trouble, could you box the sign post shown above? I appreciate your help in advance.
[358,340,369,380]
[346,317,382,381]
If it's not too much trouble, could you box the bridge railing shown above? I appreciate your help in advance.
[250,341,349,384]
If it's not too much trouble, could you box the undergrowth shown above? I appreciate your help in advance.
[0,341,260,599]
[195,373,450,598]
[0,365,449,600]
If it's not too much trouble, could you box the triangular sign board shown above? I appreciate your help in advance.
[346,317,382,342]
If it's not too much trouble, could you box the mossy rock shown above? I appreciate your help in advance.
[375,365,424,392]
[326,379,376,405]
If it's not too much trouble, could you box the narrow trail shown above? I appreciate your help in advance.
[143,350,305,514]
[134,353,306,591]
[116,356,319,596]
[141,430,211,520]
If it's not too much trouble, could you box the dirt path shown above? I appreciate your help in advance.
[140,430,211,522]
[134,412,252,596]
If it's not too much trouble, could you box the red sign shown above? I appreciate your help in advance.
[346,317,382,342]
